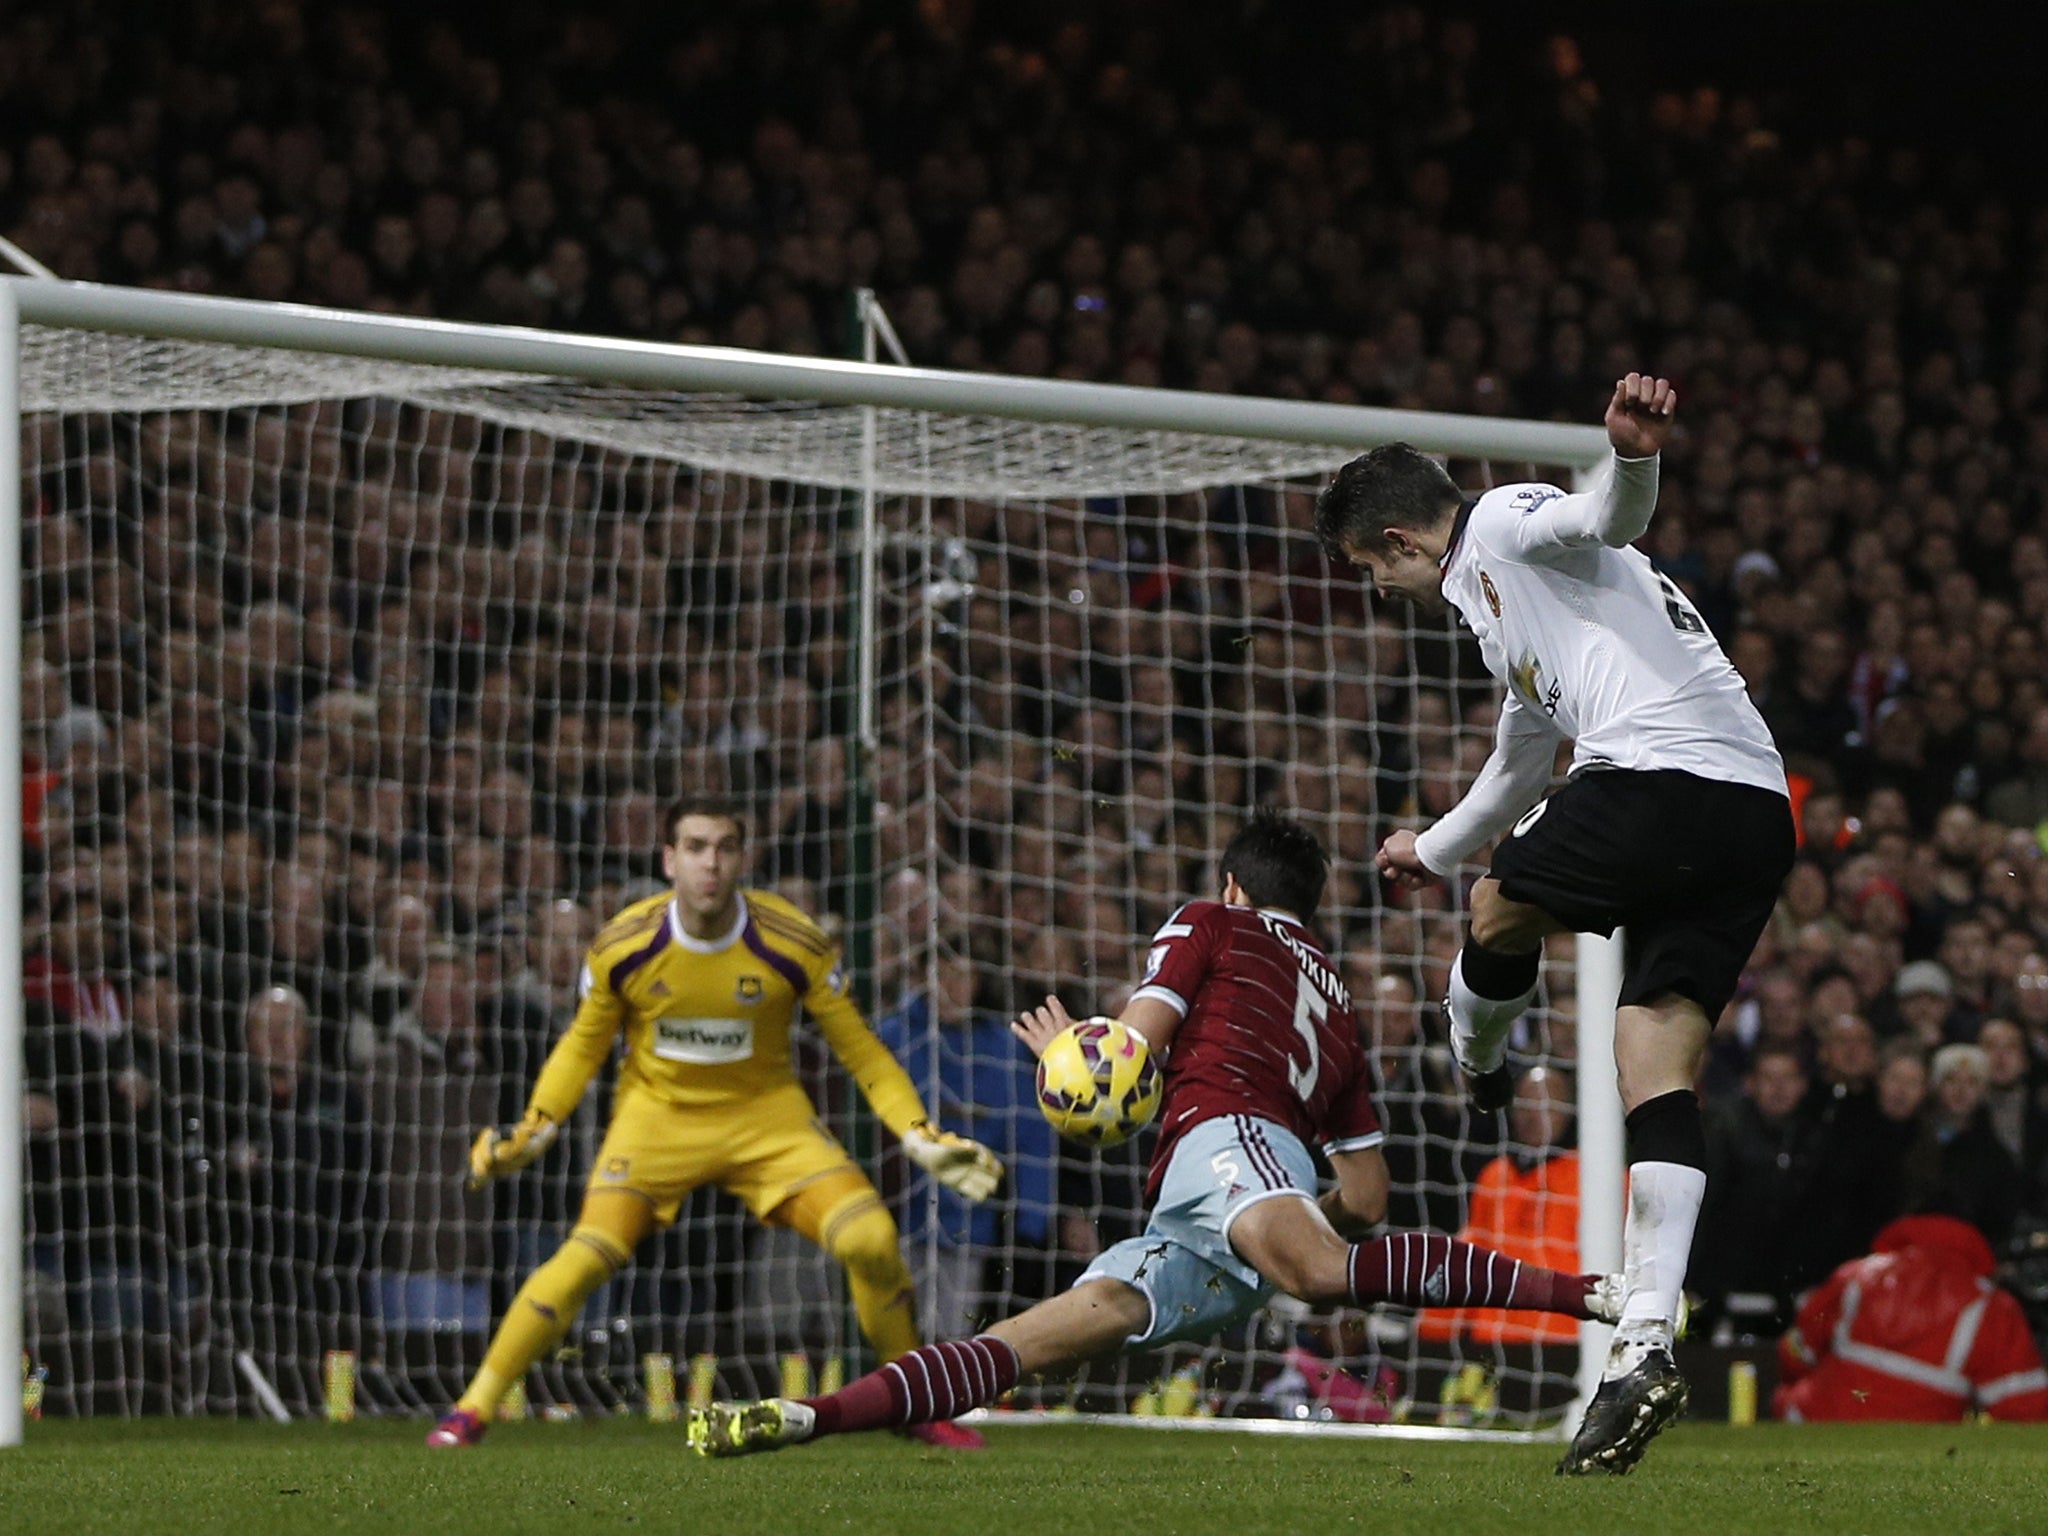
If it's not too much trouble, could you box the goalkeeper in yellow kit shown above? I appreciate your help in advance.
[428,796,1002,1449]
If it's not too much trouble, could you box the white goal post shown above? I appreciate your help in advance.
[0,278,1616,1447]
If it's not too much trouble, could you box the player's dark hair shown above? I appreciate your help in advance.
[1314,443,1462,563]
[1220,808,1328,920]
[664,794,749,845]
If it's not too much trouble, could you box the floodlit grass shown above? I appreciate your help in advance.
[7,1418,2045,1536]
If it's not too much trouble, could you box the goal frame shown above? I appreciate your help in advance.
[0,277,1618,1447]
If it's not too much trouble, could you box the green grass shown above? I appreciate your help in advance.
[5,1419,2044,1536]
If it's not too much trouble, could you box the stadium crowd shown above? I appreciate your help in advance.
[9,0,2048,1414]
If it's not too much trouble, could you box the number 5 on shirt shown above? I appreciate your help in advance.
[1289,974,1325,1101]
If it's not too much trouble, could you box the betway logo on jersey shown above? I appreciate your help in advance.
[651,1016,755,1064]
[1257,913,1347,1008]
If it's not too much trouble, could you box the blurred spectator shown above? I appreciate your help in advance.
[1901,1044,2022,1248]
[233,861,356,1064]
[2006,952,2048,1057]
[1692,1044,1831,1333]
[125,961,219,1385]
[358,891,436,1037]
[26,891,126,1040]
[1806,1013,1897,1264]
[369,947,495,1400]
[878,949,1060,1338]
[1875,1041,1931,1137]
[222,986,376,1415]
[1884,960,1968,1048]
[483,899,599,1291]
[1938,918,1997,1035]
[1986,708,2048,834]
[1347,955,1469,1234]
[1762,629,1861,768]
[22,966,175,1410]
[1978,1017,2048,1218]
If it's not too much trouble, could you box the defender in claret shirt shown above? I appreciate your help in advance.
[690,811,1622,1457]
[1314,376,1798,1474]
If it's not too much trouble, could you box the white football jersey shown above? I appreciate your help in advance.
[1441,480,1786,794]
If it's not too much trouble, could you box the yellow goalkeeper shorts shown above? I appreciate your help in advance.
[586,1083,867,1225]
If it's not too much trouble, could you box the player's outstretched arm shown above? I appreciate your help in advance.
[1010,992,1182,1060]
[468,956,624,1188]
[782,927,1004,1204]
[1506,373,1677,557]
[807,964,1005,1202]
[1393,696,1560,882]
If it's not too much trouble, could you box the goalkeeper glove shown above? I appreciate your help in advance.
[467,1111,559,1190]
[901,1120,1003,1203]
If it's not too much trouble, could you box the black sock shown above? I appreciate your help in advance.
[1624,1088,1706,1171]
[1458,930,1541,1000]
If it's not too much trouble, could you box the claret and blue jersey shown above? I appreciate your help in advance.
[1130,899,1383,1205]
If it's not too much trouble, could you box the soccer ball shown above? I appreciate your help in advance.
[1036,1016,1163,1147]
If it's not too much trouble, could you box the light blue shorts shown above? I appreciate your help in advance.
[1078,1114,1320,1349]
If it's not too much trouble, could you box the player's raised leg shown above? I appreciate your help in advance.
[1558,992,1708,1475]
[427,1190,650,1447]
[688,1279,1147,1456]
[1446,879,1565,1112]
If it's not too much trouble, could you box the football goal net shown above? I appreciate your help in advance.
[0,279,1616,1444]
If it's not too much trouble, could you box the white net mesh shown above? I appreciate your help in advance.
[21,328,1367,497]
[19,323,1593,1428]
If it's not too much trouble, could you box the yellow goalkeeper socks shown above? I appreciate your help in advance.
[457,1227,630,1417]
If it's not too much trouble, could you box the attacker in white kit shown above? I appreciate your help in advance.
[1313,374,1795,1475]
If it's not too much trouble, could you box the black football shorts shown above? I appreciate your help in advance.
[1487,767,1796,1021]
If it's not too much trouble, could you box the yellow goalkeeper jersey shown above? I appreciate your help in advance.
[524,889,929,1138]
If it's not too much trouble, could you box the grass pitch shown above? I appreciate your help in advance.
[6,1418,2043,1536]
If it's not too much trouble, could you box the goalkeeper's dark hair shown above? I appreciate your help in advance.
[1314,443,1462,563]
[1220,808,1329,921]
[664,794,749,845]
